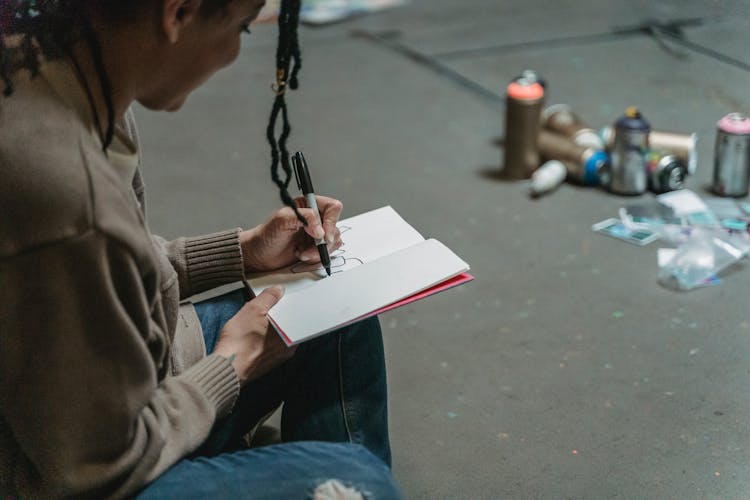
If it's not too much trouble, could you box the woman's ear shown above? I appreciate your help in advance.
[161,0,201,43]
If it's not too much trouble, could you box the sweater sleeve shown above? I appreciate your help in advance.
[152,229,246,299]
[0,230,239,498]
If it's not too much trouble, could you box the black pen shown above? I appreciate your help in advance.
[292,151,332,276]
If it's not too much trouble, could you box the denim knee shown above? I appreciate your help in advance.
[317,442,401,499]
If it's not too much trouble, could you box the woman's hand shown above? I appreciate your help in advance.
[212,285,296,385]
[240,196,344,273]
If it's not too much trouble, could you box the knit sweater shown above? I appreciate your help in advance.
[0,59,247,498]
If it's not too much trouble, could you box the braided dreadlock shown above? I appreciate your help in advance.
[266,0,306,224]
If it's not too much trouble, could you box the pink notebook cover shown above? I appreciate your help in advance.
[274,272,474,345]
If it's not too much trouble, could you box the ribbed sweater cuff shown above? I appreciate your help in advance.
[183,229,245,296]
[181,354,240,418]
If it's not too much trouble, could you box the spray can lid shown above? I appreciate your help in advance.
[717,113,750,135]
[616,106,650,131]
[514,69,547,88]
[507,81,544,100]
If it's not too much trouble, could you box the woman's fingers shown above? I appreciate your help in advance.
[316,196,343,245]
[289,195,342,244]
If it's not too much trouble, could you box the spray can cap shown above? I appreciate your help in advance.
[617,106,650,131]
[718,113,750,135]
[507,81,544,100]
[625,106,640,118]
[515,69,547,88]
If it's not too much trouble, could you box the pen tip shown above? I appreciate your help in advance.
[325,267,331,277]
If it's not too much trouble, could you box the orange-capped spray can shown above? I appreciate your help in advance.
[502,74,545,179]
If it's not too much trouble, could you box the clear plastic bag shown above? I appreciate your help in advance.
[658,229,750,291]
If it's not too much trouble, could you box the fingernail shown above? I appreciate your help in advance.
[299,254,310,262]
[326,234,334,245]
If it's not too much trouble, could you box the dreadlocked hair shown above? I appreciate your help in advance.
[267,0,306,225]
[0,0,233,151]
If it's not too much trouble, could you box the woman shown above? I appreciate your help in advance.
[0,1,400,498]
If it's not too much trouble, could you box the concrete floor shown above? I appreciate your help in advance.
[135,1,750,498]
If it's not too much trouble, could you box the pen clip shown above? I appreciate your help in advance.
[292,153,302,191]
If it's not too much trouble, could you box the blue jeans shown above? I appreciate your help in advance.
[136,288,399,499]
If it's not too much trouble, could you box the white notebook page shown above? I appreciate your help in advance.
[268,238,469,344]
[247,206,426,295]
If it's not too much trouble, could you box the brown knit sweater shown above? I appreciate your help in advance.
[0,59,247,498]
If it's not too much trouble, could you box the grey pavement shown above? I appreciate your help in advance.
[135,1,750,498]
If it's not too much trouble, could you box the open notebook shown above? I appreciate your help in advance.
[246,206,473,345]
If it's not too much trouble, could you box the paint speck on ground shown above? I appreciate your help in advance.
[498,432,510,440]
[388,318,398,329]
[441,362,448,369]
[446,412,458,419]
[604,400,613,408]
[665,392,675,396]
[672,317,683,325]
[604,363,613,369]
[689,348,699,356]
[612,310,624,319]
[714,410,724,416]
[688,322,698,329]
[714,471,721,477]
[571,449,578,455]
[559,362,566,369]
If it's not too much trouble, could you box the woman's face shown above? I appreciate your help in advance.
[137,0,265,111]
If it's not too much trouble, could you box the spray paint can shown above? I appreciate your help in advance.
[529,160,567,197]
[502,72,545,179]
[645,151,687,193]
[538,129,608,186]
[542,104,605,150]
[712,113,750,197]
[606,107,650,195]
[600,126,698,175]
